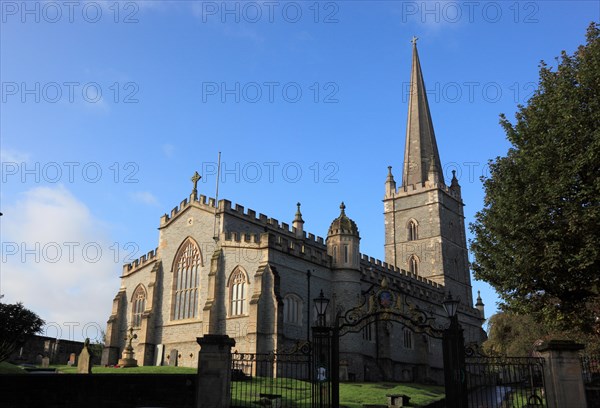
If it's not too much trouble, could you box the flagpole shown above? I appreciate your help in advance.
[213,151,222,241]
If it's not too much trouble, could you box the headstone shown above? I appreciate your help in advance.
[41,356,50,368]
[77,338,93,374]
[67,353,76,366]
[155,344,164,366]
[169,349,178,366]
[339,360,349,382]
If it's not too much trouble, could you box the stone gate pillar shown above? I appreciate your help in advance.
[537,340,587,408]
[196,334,236,408]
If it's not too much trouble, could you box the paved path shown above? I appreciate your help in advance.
[468,385,513,408]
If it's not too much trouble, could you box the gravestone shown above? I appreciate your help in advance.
[339,360,349,382]
[41,356,50,368]
[169,349,178,366]
[77,338,93,374]
[67,353,76,366]
[155,344,164,366]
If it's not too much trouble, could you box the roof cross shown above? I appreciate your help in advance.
[191,171,201,196]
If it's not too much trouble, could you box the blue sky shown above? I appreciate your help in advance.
[1,1,598,342]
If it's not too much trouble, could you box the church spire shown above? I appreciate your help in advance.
[402,38,445,187]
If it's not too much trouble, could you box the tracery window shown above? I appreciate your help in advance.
[229,267,247,316]
[132,285,146,328]
[172,238,201,320]
[283,294,303,325]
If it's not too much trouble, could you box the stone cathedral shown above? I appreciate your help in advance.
[101,43,486,383]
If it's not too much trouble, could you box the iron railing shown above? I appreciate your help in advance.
[581,354,600,384]
[230,346,312,407]
[465,356,547,407]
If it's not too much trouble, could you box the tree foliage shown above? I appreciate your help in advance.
[0,302,45,362]
[470,23,600,336]
[483,312,548,357]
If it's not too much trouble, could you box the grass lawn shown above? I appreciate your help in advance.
[339,382,444,407]
[231,377,444,408]
[50,364,197,374]
[0,362,28,374]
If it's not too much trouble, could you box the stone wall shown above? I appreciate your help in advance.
[8,335,96,366]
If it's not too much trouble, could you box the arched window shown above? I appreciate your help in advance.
[409,255,419,275]
[172,238,202,320]
[407,220,418,241]
[229,267,248,316]
[283,294,303,325]
[132,285,146,328]
[344,245,349,263]
[333,246,337,263]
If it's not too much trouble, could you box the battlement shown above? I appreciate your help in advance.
[159,194,327,249]
[122,248,159,276]
[222,199,327,247]
[160,193,217,225]
[220,230,329,266]
[385,181,461,201]
[359,253,442,293]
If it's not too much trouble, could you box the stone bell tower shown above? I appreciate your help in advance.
[383,39,473,306]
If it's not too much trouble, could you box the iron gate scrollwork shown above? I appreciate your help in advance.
[337,278,445,339]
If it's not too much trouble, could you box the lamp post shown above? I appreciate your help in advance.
[314,290,330,328]
[312,290,331,407]
[442,292,468,408]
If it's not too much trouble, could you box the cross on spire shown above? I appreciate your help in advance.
[411,36,418,46]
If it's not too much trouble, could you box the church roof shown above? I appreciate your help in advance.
[402,39,445,187]
[327,202,359,237]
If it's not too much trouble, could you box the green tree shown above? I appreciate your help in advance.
[483,312,548,357]
[0,302,45,362]
[470,23,600,336]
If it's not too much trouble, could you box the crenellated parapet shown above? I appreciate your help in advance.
[359,254,479,317]
[360,253,440,289]
[158,196,328,251]
[220,230,329,266]
[160,194,217,226]
[223,199,327,246]
[385,181,462,201]
[122,248,159,276]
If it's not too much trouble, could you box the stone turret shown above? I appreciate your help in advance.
[292,202,304,239]
[475,290,485,319]
[449,170,461,196]
[385,166,397,198]
[326,202,360,270]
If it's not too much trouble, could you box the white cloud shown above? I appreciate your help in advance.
[130,191,159,206]
[1,185,120,342]
[0,148,31,164]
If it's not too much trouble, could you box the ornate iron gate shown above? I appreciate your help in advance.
[465,347,547,407]
[230,341,316,407]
